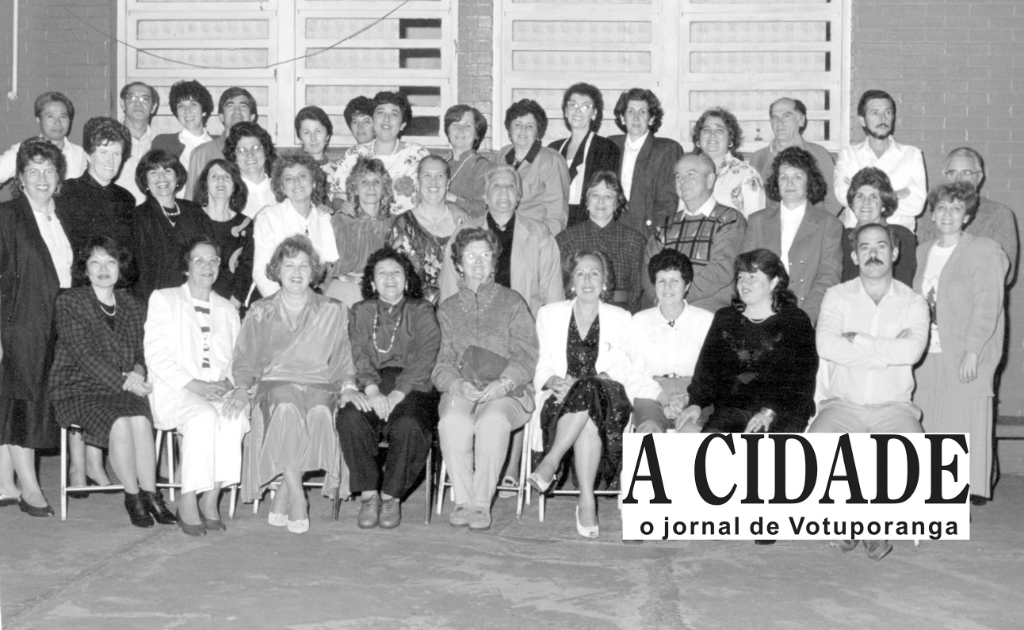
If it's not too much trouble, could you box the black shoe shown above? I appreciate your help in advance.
[139,489,177,525]
[18,496,54,517]
[198,506,226,533]
[754,540,776,545]
[68,477,101,500]
[124,492,155,528]
[970,494,989,506]
[176,510,207,537]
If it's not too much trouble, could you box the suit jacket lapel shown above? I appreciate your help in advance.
[763,206,783,255]
[790,208,823,254]
[16,196,60,290]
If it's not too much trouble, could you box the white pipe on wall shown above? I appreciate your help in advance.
[7,0,18,100]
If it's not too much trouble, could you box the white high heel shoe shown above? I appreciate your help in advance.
[576,506,599,539]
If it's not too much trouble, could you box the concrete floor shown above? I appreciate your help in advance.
[2,456,1023,630]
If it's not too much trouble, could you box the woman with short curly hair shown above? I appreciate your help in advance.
[153,80,216,172]
[693,107,765,218]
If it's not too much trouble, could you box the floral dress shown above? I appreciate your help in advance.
[388,211,461,304]
[329,142,431,215]
[713,154,766,219]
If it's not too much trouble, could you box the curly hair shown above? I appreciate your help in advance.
[270,150,329,207]
[194,159,248,214]
[82,117,132,159]
[612,88,664,135]
[584,170,628,222]
[562,83,604,134]
[265,235,326,288]
[563,248,616,301]
[764,146,829,206]
[359,246,424,300]
[14,138,66,193]
[169,80,214,126]
[731,249,797,313]
[223,122,276,178]
[294,105,333,137]
[343,96,375,129]
[846,167,898,219]
[692,108,744,160]
[135,149,188,197]
[178,234,221,274]
[444,104,488,151]
[346,156,395,214]
[647,249,694,285]
[372,91,413,137]
[927,181,980,223]
[503,99,548,141]
[72,236,135,289]
[450,227,501,273]
[34,91,75,123]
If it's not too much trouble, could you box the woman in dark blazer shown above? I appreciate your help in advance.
[49,236,177,528]
[0,139,73,517]
[133,149,215,300]
[548,83,621,229]
[607,88,684,238]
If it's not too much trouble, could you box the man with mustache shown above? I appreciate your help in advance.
[809,222,930,559]
[834,90,927,231]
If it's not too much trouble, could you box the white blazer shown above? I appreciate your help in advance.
[528,299,633,451]
[145,284,241,430]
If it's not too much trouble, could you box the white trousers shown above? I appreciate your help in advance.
[177,391,249,495]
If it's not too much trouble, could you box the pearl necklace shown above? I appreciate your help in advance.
[99,297,116,317]
[419,204,449,229]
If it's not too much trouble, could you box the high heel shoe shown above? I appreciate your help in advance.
[198,506,226,533]
[68,477,102,500]
[124,492,155,528]
[576,506,599,539]
[528,472,554,495]
[176,509,207,537]
[139,489,177,525]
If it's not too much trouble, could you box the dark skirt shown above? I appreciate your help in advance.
[0,397,59,450]
[701,405,809,434]
[53,392,153,447]
[540,376,632,489]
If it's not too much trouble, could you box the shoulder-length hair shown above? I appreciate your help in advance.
[346,156,395,214]
[503,99,548,140]
[14,138,66,195]
[135,149,188,197]
[270,150,329,206]
[443,104,488,151]
[82,117,132,160]
[584,170,628,222]
[223,122,276,178]
[450,226,501,274]
[194,158,248,214]
[265,235,326,288]
[563,248,615,302]
[692,108,744,160]
[731,249,798,313]
[927,181,979,223]
[72,236,135,289]
[612,88,664,135]
[561,83,604,134]
[846,167,898,219]
[764,146,829,205]
[359,246,424,300]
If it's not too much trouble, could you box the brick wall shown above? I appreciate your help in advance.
[851,0,1024,417]
[457,0,494,151]
[0,0,117,156]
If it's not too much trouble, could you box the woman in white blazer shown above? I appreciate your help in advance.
[145,236,247,536]
[527,250,632,538]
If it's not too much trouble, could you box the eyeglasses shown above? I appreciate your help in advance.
[235,145,264,157]
[944,169,981,180]
[126,93,153,104]
[462,251,494,262]
[191,256,222,267]
[566,101,594,113]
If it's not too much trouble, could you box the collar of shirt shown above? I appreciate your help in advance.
[376,296,406,319]
[683,195,717,218]
[780,201,807,223]
[505,141,541,166]
[624,132,649,153]
[854,275,898,304]
[487,211,516,233]
[82,172,111,191]
[123,123,155,145]
[854,135,899,160]
[769,135,809,156]
[179,128,212,148]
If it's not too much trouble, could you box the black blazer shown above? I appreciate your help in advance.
[133,197,215,299]
[608,133,684,238]
[548,134,621,228]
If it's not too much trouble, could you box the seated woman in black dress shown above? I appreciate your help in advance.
[527,250,633,539]
[678,248,818,434]
[193,158,254,308]
[336,247,441,530]
[48,237,177,528]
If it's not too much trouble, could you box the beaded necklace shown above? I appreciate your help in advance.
[372,303,403,354]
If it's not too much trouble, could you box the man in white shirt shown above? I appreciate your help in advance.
[116,82,159,204]
[834,90,927,231]
[0,92,89,186]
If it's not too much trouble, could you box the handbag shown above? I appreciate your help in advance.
[459,345,509,388]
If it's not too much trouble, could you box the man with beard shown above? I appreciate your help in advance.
[809,222,929,559]
[183,87,259,199]
[834,90,926,231]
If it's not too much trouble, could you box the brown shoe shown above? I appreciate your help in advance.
[379,498,401,529]
[357,494,381,529]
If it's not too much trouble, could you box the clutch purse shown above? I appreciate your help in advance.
[460,345,509,387]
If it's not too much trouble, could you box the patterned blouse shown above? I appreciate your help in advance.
[712,154,766,219]
[329,142,432,215]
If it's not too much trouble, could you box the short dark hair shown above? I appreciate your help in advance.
[857,89,895,119]
[346,156,395,213]
[15,138,66,189]
[343,96,375,129]
[72,236,135,289]
[265,235,326,288]
[82,117,132,160]
[451,227,501,274]
[849,222,899,252]
[294,105,333,137]
[179,235,221,274]
[360,246,424,301]
[373,91,413,137]
[169,80,214,126]
[693,108,745,160]
[223,122,276,177]
[218,87,258,117]
[613,88,664,134]
[927,181,980,223]
[732,249,798,313]
[119,82,159,111]
[504,99,548,141]
[846,167,898,219]
[563,249,615,301]
[443,104,488,151]
[34,92,75,123]
[647,249,694,285]
[584,170,628,222]
[561,83,604,134]
[193,158,248,214]
[418,154,451,180]
[764,146,829,205]
[270,150,329,207]
[136,149,188,197]
[769,97,808,134]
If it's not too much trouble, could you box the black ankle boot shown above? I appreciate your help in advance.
[124,492,155,528]
[140,489,177,525]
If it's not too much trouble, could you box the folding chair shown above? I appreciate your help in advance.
[156,428,238,519]
[435,421,531,520]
